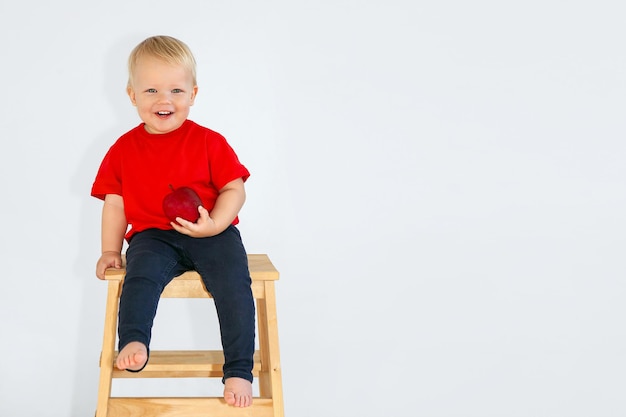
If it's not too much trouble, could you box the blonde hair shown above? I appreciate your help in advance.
[127,35,197,88]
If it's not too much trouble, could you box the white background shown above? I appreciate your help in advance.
[0,1,625,416]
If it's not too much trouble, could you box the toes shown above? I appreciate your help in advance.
[223,377,252,407]
[116,354,127,369]
[224,390,250,407]
[224,391,236,406]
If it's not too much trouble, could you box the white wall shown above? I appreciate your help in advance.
[1,1,624,416]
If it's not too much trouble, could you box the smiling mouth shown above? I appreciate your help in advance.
[156,111,173,117]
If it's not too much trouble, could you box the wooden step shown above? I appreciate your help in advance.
[108,397,274,417]
[109,350,262,378]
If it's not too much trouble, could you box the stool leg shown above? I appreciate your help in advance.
[257,281,284,417]
[96,280,121,417]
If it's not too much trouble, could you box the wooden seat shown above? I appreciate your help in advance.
[96,254,284,417]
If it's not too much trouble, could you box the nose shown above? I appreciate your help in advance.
[156,91,172,104]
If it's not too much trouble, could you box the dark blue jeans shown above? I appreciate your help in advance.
[119,226,255,383]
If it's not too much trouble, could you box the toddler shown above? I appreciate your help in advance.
[91,35,255,408]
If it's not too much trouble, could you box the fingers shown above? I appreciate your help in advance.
[174,217,193,229]
[198,205,209,217]
[96,254,123,280]
[171,208,215,237]
[96,263,108,280]
[171,220,192,235]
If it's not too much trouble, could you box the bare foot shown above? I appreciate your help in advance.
[224,377,253,407]
[116,341,148,371]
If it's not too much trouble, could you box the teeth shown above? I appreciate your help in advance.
[158,111,171,115]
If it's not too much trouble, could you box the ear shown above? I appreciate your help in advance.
[127,86,137,106]
[190,85,199,106]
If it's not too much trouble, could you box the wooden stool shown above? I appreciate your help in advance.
[96,254,284,417]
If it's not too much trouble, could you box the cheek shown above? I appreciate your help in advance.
[136,102,152,112]
[174,98,193,108]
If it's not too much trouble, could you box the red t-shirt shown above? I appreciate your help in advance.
[91,119,250,239]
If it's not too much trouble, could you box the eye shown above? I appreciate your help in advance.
[146,88,157,93]
[172,88,183,94]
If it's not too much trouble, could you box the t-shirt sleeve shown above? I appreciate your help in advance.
[91,143,123,200]
[208,134,250,190]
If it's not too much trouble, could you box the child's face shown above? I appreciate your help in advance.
[127,57,198,134]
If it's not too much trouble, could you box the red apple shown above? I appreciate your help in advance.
[162,184,202,223]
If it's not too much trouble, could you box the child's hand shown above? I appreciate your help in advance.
[170,205,222,238]
[96,251,123,280]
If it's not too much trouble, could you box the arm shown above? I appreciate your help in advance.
[171,178,246,238]
[95,194,127,279]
